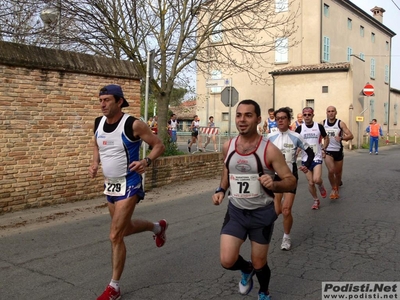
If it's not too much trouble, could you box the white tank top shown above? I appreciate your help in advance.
[225,136,275,210]
[96,114,141,178]
[170,119,178,131]
[324,119,342,152]
[192,120,200,132]
[300,122,323,162]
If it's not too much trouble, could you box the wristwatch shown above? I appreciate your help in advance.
[144,157,152,167]
[215,187,226,195]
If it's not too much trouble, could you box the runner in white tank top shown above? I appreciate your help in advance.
[188,115,203,153]
[89,84,167,300]
[322,106,354,199]
[295,107,329,210]
[212,100,296,300]
[268,107,315,250]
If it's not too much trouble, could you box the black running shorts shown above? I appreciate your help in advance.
[221,201,277,244]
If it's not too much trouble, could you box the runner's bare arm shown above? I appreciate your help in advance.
[212,141,230,205]
[340,121,354,141]
[89,141,100,178]
[129,119,165,174]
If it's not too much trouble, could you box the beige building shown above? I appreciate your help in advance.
[196,0,398,145]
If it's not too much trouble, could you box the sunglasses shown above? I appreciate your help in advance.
[303,113,312,116]
[276,116,288,121]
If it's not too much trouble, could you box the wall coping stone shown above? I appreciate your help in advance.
[0,41,141,79]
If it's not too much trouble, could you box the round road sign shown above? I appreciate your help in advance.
[363,83,374,96]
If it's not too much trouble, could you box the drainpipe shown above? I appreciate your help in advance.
[319,0,323,62]
[348,104,353,150]
[387,38,392,135]
[272,74,276,109]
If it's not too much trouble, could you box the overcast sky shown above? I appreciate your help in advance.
[351,0,400,89]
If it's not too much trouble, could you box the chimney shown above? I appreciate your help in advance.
[370,6,385,23]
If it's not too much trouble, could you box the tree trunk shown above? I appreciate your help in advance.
[156,93,169,143]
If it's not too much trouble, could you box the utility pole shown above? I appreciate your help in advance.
[142,50,155,187]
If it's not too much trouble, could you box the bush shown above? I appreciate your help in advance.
[140,135,185,158]
[162,135,185,156]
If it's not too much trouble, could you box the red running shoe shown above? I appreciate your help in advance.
[318,184,327,198]
[97,285,121,300]
[154,219,168,247]
[311,199,320,210]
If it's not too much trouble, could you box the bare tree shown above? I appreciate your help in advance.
[0,0,45,44]
[61,0,300,140]
[0,0,81,50]
[1,0,300,140]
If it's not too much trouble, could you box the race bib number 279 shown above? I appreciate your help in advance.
[103,177,127,196]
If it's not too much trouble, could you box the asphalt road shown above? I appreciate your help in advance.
[0,145,399,299]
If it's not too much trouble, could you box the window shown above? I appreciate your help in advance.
[386,41,389,51]
[323,36,330,62]
[360,26,364,37]
[222,112,229,121]
[347,18,352,30]
[275,0,288,12]
[370,58,375,79]
[275,37,288,63]
[384,65,389,83]
[371,32,375,43]
[384,103,388,125]
[322,86,328,93]
[210,22,223,43]
[306,99,314,109]
[360,52,365,60]
[347,47,352,62]
[210,70,222,93]
[324,4,329,17]
[394,104,398,125]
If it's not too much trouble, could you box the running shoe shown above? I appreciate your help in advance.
[375,152,378,155]
[97,285,121,300]
[238,268,255,295]
[329,187,339,199]
[281,237,291,250]
[318,184,327,198]
[311,199,320,210]
[339,181,343,186]
[154,219,168,247]
[258,292,272,300]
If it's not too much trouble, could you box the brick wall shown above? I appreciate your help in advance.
[0,41,142,212]
[0,41,224,213]
[144,152,223,190]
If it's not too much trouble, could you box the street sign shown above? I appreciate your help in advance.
[206,78,230,88]
[356,116,364,122]
[221,86,239,107]
[363,83,374,96]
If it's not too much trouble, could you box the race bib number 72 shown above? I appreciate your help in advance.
[229,174,262,198]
